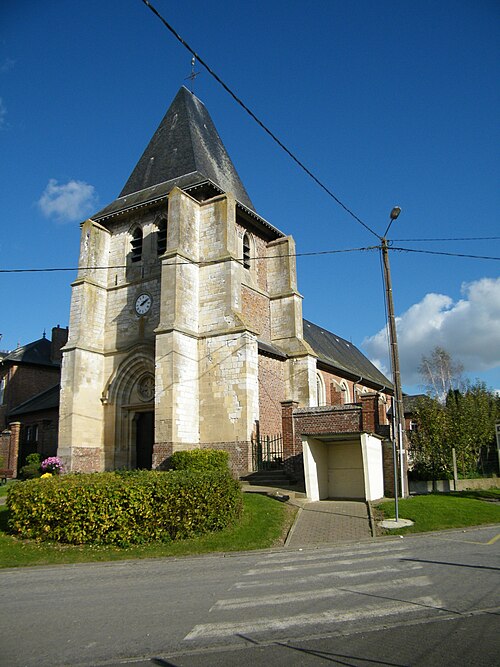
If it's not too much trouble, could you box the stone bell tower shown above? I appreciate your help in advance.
[58,86,316,474]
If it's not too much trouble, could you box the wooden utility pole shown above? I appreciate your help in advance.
[381,207,408,515]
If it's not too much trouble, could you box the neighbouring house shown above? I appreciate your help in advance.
[0,326,68,475]
[402,394,427,433]
[58,86,399,500]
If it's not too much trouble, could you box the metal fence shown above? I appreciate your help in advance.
[251,434,283,471]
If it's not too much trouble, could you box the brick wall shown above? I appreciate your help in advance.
[360,394,379,432]
[1,422,21,477]
[281,399,387,479]
[152,441,252,477]
[200,440,252,477]
[152,441,174,470]
[69,447,103,473]
[1,365,60,428]
[242,286,271,340]
[0,430,10,468]
[258,353,286,435]
[294,405,363,436]
[16,409,60,469]
[50,326,69,363]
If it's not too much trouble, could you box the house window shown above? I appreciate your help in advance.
[0,376,5,404]
[409,420,418,432]
[25,424,38,442]
[242,232,251,269]
[316,373,326,406]
[131,227,143,263]
[157,218,167,256]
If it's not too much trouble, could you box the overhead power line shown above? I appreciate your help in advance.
[391,236,500,242]
[390,246,500,261]
[1,243,498,275]
[140,0,380,241]
[0,246,377,274]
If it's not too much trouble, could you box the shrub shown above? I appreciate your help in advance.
[169,449,230,473]
[7,469,242,546]
[19,453,42,480]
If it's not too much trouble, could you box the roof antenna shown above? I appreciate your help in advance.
[185,56,200,93]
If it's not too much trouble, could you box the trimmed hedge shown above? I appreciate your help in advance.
[169,449,230,473]
[7,470,242,547]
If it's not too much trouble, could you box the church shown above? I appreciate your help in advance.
[58,86,395,500]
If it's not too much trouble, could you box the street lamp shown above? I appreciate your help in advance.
[381,206,406,521]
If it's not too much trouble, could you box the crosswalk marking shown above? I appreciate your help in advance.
[259,544,407,565]
[245,553,401,576]
[185,596,443,640]
[231,563,423,589]
[212,575,432,611]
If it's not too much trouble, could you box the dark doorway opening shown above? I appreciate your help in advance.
[135,411,154,469]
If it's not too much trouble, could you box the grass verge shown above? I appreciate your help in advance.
[0,492,296,568]
[375,488,500,535]
[0,480,18,498]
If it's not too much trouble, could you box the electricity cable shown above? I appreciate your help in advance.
[391,236,500,242]
[0,246,378,273]
[1,244,498,274]
[140,0,380,240]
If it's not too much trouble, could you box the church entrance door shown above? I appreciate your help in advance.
[135,411,154,469]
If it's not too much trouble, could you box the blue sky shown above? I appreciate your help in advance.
[1,0,499,394]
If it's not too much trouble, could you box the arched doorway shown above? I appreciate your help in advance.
[135,411,154,469]
[104,347,155,470]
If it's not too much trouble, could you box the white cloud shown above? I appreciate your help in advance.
[38,179,98,223]
[362,277,500,386]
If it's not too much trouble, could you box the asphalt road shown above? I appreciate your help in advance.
[1,525,499,666]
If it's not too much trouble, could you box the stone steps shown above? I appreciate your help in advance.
[240,470,306,497]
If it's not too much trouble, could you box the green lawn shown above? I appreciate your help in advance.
[0,480,19,498]
[375,488,500,535]
[0,492,296,568]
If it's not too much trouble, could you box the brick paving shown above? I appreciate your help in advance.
[285,500,372,547]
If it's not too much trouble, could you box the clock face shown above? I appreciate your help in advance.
[135,293,152,316]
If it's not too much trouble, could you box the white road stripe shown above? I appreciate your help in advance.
[258,544,407,565]
[245,553,400,576]
[232,564,423,589]
[185,596,443,640]
[213,576,432,610]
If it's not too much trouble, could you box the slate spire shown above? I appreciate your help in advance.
[119,86,254,210]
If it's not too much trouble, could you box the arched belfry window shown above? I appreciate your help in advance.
[242,232,251,270]
[157,218,167,256]
[131,227,143,263]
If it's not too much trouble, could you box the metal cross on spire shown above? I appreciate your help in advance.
[185,56,200,92]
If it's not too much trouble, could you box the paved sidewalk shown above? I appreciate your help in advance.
[241,483,373,547]
[285,499,372,547]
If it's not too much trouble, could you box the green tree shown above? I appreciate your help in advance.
[446,382,498,477]
[410,380,498,480]
[409,396,451,479]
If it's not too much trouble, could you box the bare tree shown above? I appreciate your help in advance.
[418,346,464,402]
